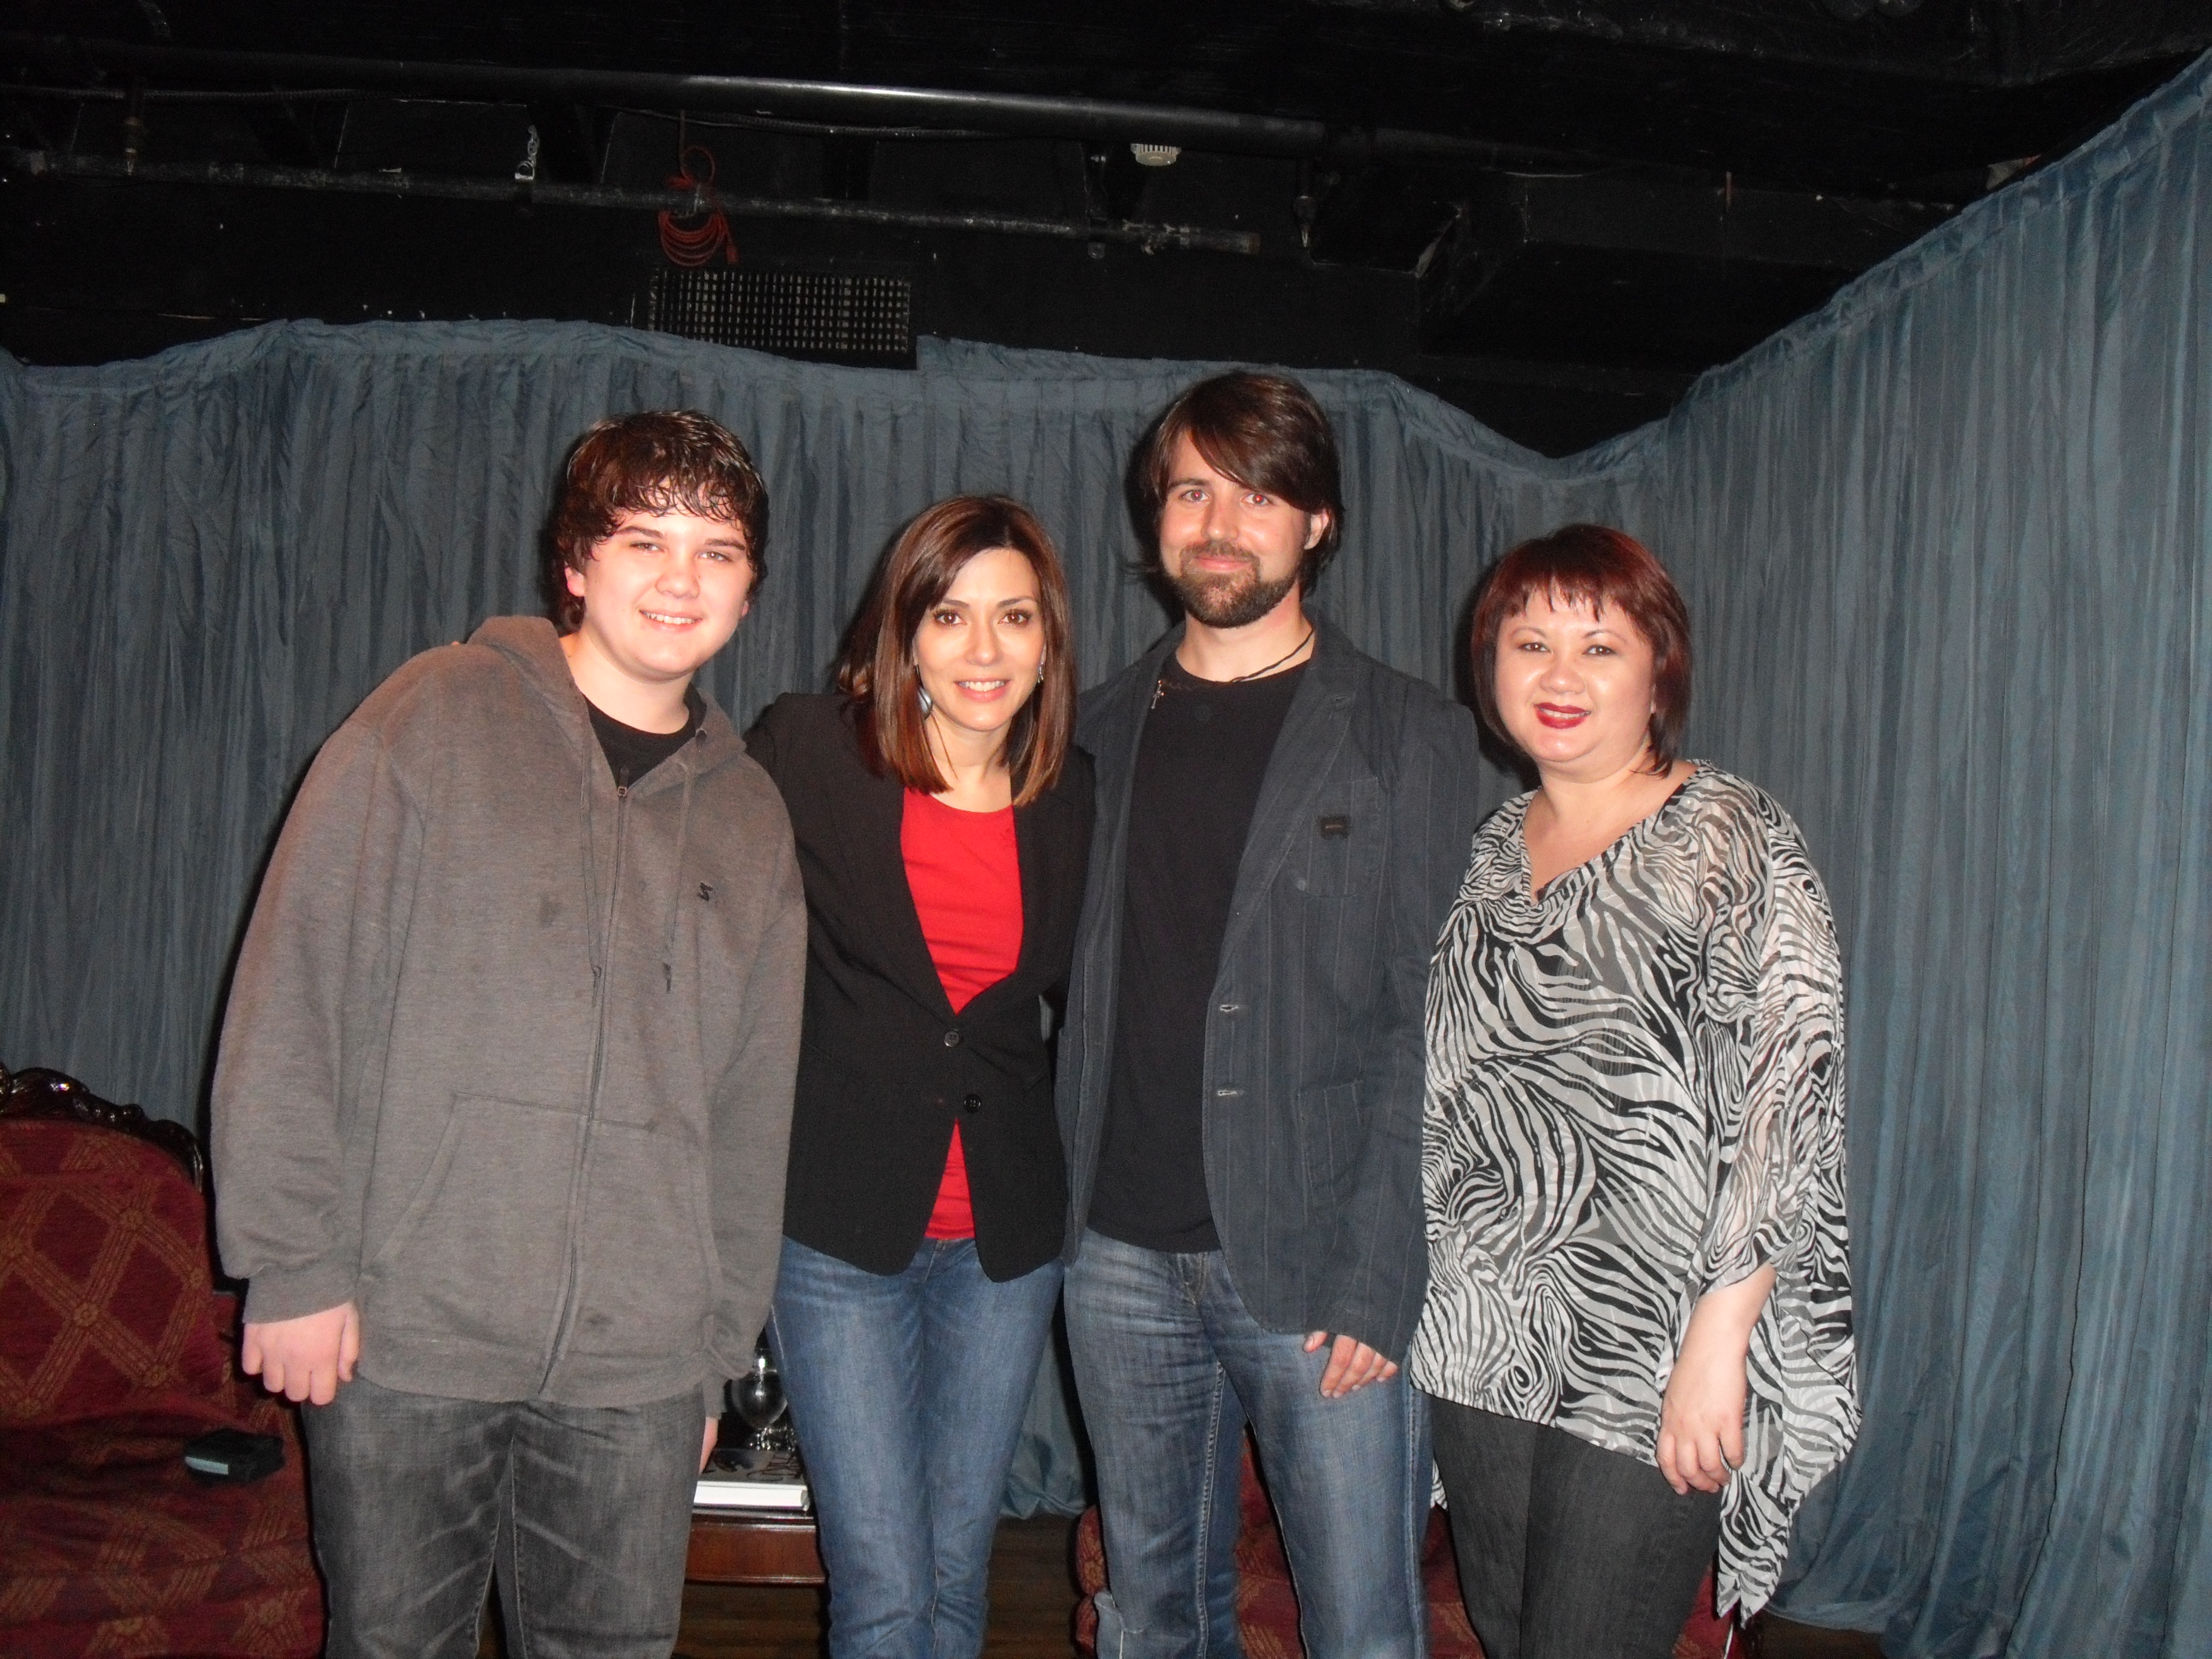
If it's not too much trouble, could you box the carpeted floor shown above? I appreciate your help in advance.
[478,1515,1886,1658]
[673,1517,1076,1659]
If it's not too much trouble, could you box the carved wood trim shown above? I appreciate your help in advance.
[0,1061,206,1190]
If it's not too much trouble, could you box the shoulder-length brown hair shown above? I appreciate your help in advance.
[836,496,1077,807]
[1470,523,1693,773]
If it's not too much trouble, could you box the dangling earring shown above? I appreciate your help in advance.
[1037,652,1047,686]
[917,685,934,716]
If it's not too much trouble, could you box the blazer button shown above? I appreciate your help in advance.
[943,1029,962,1048]
[962,1093,982,1114]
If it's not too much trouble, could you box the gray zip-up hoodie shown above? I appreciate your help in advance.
[212,616,805,1413]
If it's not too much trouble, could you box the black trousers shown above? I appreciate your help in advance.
[1429,1398,1722,1659]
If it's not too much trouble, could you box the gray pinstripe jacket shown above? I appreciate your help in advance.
[1057,614,1485,1361]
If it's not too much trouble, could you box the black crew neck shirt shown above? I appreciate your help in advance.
[587,686,705,788]
[1089,653,1309,1253]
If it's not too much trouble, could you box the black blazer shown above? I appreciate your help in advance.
[745,692,1094,1281]
[1054,615,1484,1358]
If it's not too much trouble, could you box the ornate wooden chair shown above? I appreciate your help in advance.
[1072,1433,1738,1659]
[0,1063,323,1658]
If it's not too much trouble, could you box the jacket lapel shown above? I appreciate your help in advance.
[954,781,1067,1024]
[1060,631,1177,1108]
[1084,628,1179,885]
[1005,790,1061,986]
[829,737,957,1023]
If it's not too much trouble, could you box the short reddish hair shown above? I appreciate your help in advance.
[1134,372,1345,589]
[836,496,1076,808]
[1471,524,1693,773]
[549,411,769,631]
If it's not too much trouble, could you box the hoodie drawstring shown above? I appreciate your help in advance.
[578,750,605,982]
[662,742,698,992]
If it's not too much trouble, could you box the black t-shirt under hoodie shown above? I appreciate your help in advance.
[1089,654,1307,1253]
[587,686,705,787]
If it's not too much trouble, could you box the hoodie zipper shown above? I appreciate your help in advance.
[537,779,629,1393]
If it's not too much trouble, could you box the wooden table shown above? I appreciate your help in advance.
[686,1510,826,1586]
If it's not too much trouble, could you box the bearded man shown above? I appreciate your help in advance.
[1057,372,1484,1659]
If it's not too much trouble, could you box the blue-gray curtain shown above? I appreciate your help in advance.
[3,53,2207,1659]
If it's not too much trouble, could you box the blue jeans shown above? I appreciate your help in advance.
[770,1235,1065,1659]
[301,1375,701,1659]
[1064,1230,1430,1659]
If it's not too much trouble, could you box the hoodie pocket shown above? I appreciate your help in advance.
[561,1119,712,1362]
[362,1093,579,1350]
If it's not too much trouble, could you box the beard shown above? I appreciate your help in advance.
[1165,540,1301,629]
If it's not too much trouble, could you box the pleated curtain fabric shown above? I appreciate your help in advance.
[3,52,2209,1659]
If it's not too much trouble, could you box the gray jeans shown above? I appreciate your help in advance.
[1429,1398,1721,1659]
[303,1375,701,1659]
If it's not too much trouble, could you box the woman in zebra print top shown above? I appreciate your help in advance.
[1411,525,1855,1657]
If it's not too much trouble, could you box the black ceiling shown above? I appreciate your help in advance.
[4,2,2205,452]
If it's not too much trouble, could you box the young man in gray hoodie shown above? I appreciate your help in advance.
[211,411,807,1659]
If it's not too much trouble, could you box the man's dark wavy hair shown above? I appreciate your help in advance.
[1133,372,1345,591]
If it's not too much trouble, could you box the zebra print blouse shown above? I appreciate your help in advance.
[1409,765,1856,1615]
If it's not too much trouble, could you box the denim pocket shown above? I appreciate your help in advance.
[362,1093,578,1348]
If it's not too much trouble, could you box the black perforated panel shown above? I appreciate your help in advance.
[645,267,914,367]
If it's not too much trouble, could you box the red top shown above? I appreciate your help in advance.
[900,790,1024,1240]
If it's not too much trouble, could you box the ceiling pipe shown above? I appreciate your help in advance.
[3,147,1265,256]
[0,33,1604,167]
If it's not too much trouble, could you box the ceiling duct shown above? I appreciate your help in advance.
[1333,0,2210,84]
[0,34,1601,169]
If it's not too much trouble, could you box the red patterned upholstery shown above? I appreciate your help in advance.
[0,1114,323,1658]
[1073,1436,1736,1659]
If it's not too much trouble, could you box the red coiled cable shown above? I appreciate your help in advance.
[660,142,739,267]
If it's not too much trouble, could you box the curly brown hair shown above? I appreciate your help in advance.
[548,411,769,631]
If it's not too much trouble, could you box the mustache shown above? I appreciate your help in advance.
[1175,537,1258,573]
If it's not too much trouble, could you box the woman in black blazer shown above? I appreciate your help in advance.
[743,496,1092,1659]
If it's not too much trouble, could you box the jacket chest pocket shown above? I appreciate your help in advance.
[1286,777,1385,897]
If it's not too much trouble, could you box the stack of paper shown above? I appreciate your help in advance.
[695,1447,810,1512]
